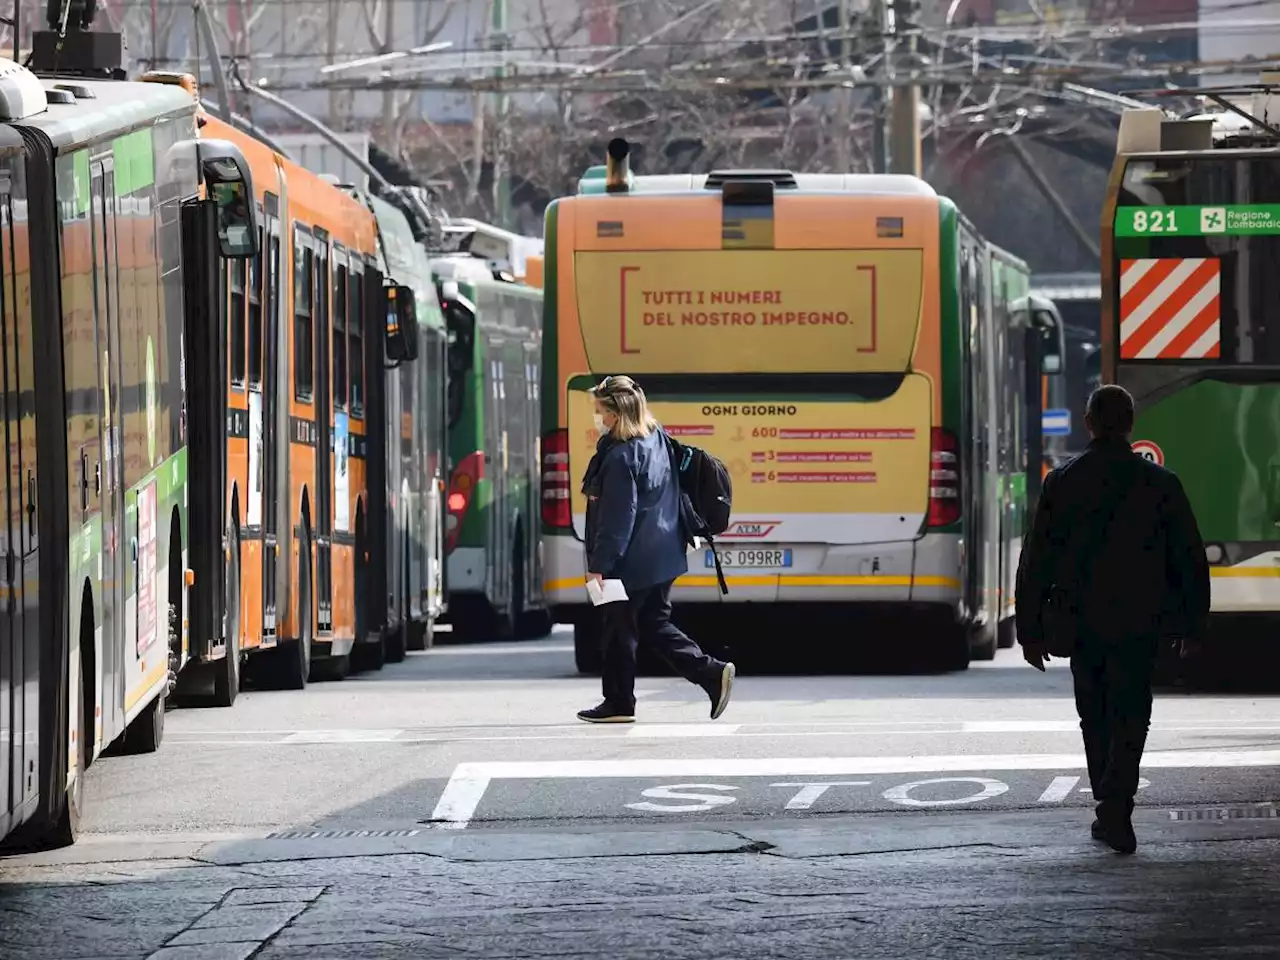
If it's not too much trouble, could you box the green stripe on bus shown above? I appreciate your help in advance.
[113,128,156,198]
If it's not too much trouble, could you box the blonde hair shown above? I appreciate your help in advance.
[591,375,657,441]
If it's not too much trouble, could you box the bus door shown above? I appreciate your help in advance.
[487,349,509,606]
[313,234,333,634]
[0,173,29,820]
[523,341,543,612]
[89,160,126,730]
[959,245,991,624]
[259,193,281,642]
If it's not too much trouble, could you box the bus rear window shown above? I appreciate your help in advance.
[1114,157,1280,364]
[573,249,922,375]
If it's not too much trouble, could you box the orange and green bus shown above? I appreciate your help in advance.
[1102,104,1280,627]
[540,141,1063,672]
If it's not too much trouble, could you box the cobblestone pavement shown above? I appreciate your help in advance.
[4,808,1280,960]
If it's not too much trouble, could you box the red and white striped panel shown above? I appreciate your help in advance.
[1119,258,1221,360]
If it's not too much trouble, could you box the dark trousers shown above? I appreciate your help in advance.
[1071,638,1158,822]
[601,580,719,711]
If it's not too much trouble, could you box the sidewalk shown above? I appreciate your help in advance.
[3,805,1280,959]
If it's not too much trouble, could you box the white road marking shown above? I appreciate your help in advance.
[625,784,739,813]
[771,781,873,810]
[165,718,1280,747]
[428,775,492,830]
[882,777,1009,808]
[1038,775,1081,803]
[423,643,575,656]
[963,720,1080,733]
[626,724,741,738]
[428,750,1280,828]
[282,729,404,743]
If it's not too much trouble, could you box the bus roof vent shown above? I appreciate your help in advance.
[0,57,48,120]
[54,82,95,99]
[44,89,76,105]
[705,170,798,189]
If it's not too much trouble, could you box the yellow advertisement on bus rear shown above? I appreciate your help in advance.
[567,374,932,544]
[572,249,923,375]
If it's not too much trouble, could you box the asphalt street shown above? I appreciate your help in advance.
[4,627,1280,959]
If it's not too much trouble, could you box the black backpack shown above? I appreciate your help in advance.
[663,431,733,594]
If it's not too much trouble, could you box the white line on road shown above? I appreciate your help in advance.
[626,724,742,738]
[164,718,1280,747]
[281,729,404,743]
[963,720,1080,733]
[427,749,1280,828]
[1037,775,1081,803]
[428,775,491,830]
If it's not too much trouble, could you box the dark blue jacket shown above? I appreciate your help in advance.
[582,429,688,591]
[1015,437,1210,652]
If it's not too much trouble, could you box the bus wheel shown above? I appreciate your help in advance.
[122,562,179,754]
[277,533,313,689]
[573,615,603,675]
[929,609,971,673]
[518,607,554,639]
[406,618,429,651]
[212,526,241,707]
[385,620,408,664]
[997,617,1017,649]
[49,608,91,847]
[971,622,998,662]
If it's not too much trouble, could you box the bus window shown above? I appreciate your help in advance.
[349,267,364,418]
[248,220,263,388]
[333,258,348,410]
[293,227,314,402]
[230,259,246,388]
[441,282,475,428]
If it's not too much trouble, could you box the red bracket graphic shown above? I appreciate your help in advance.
[620,266,641,355]
[856,264,878,353]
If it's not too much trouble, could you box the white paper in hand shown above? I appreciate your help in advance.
[586,578,629,606]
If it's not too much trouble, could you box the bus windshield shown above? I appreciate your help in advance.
[1114,156,1280,364]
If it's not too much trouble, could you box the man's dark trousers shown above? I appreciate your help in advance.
[1071,635,1159,822]
[600,580,718,712]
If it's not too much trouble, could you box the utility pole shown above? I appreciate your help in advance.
[835,0,852,172]
[491,0,511,229]
[382,0,397,153]
[882,0,921,177]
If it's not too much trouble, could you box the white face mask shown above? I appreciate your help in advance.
[593,413,609,436]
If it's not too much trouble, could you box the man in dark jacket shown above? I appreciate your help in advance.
[1015,384,1209,854]
[578,375,735,724]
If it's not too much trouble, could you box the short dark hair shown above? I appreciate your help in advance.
[1086,384,1135,438]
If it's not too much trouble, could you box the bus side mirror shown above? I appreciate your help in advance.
[382,284,418,363]
[1033,309,1064,376]
[197,139,258,260]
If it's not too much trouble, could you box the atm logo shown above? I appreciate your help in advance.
[721,521,782,539]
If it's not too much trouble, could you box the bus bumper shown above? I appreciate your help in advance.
[542,533,963,607]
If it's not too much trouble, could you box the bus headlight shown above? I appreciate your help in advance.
[1205,543,1225,564]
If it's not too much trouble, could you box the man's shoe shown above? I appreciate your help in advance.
[708,661,736,720]
[577,702,635,724]
[1094,817,1137,854]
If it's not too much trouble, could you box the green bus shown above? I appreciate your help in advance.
[1103,105,1280,623]
[365,193,449,660]
[434,232,551,641]
[540,147,1064,671]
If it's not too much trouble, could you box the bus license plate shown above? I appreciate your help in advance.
[706,548,793,569]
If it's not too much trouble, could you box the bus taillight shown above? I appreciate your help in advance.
[446,451,484,554]
[927,427,961,528]
[541,429,571,529]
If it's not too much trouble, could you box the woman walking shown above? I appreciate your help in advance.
[578,375,736,724]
